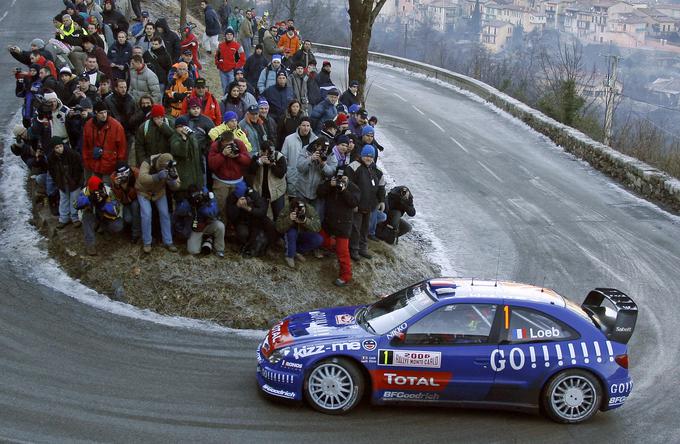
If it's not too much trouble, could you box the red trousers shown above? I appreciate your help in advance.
[321,230,352,282]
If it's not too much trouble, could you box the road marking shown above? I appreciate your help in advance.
[0,12,7,23]
[429,119,445,133]
[478,161,503,183]
[412,105,425,115]
[392,93,407,102]
[450,136,469,153]
[373,83,386,90]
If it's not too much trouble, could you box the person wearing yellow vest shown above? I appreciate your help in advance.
[208,111,252,152]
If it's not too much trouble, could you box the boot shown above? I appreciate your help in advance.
[48,194,60,217]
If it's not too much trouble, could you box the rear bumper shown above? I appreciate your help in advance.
[603,376,633,411]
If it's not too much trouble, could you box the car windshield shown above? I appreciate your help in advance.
[358,282,436,334]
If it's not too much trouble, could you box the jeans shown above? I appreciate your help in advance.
[240,38,251,58]
[138,194,173,246]
[369,209,387,236]
[350,211,370,254]
[81,211,124,246]
[285,228,323,258]
[35,173,58,196]
[122,200,142,239]
[58,188,81,223]
[219,70,235,96]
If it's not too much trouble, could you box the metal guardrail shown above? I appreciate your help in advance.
[314,43,680,211]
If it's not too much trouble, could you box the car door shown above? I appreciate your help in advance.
[375,303,499,402]
[490,305,580,405]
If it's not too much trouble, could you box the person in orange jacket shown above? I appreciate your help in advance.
[165,62,192,117]
[278,26,300,63]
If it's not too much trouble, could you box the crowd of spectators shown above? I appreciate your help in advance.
[10,0,416,287]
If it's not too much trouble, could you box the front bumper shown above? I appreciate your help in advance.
[256,349,303,401]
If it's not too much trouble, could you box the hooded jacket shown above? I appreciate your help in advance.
[136,153,181,201]
[155,18,181,61]
[204,5,222,37]
[102,2,129,35]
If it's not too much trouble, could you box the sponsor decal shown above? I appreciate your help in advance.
[370,370,452,391]
[281,360,303,370]
[362,339,377,351]
[616,326,632,332]
[610,381,633,395]
[330,341,361,352]
[307,310,333,335]
[386,322,408,340]
[335,314,355,325]
[514,327,561,339]
[490,341,616,372]
[378,350,441,369]
[261,384,296,399]
[293,344,326,360]
[268,320,294,351]
[608,396,627,405]
[361,356,377,364]
[382,391,440,401]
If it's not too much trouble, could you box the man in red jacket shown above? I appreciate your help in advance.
[82,101,127,183]
[215,27,246,96]
[207,130,250,222]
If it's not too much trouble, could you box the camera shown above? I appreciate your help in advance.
[166,160,179,180]
[229,142,240,155]
[400,187,410,198]
[184,127,194,135]
[190,189,211,208]
[294,201,306,222]
[201,235,214,254]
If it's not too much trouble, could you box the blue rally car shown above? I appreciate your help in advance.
[256,279,637,423]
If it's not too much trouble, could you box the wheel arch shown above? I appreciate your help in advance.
[304,354,373,397]
[539,366,608,413]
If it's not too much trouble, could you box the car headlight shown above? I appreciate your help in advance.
[267,347,290,364]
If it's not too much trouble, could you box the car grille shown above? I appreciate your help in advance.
[260,367,296,384]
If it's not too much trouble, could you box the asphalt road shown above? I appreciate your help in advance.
[1,1,679,442]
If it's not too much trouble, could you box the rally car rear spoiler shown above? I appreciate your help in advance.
[581,288,637,344]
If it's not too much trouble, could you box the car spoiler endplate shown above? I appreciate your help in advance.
[582,288,637,344]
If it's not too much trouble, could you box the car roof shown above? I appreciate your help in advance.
[427,278,566,308]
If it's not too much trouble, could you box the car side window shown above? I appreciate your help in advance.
[404,304,497,345]
[502,306,577,344]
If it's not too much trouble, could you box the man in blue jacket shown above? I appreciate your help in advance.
[174,185,225,257]
[310,88,339,132]
[201,1,222,55]
[262,70,293,121]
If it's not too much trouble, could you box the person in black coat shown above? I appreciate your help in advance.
[340,80,361,110]
[244,45,268,94]
[317,171,360,286]
[102,0,129,36]
[155,18,181,62]
[143,37,173,90]
[105,78,137,137]
[225,181,278,257]
[108,30,133,80]
[47,136,84,228]
[376,185,415,245]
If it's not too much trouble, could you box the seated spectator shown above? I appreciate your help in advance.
[226,181,277,257]
[110,161,141,243]
[174,185,225,257]
[275,198,323,268]
[47,136,83,229]
[376,186,415,245]
[75,175,124,256]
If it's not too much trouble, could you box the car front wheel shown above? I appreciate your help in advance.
[304,357,363,414]
[542,369,602,424]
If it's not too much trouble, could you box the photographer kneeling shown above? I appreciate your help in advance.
[175,185,225,258]
[376,185,416,245]
[275,198,323,268]
[75,176,124,256]
[136,153,181,254]
[110,162,141,243]
[226,181,277,257]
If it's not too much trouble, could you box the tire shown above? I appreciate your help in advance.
[541,369,602,424]
[304,357,364,415]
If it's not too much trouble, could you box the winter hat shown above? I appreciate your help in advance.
[79,97,93,109]
[360,145,375,158]
[327,88,340,96]
[30,38,46,49]
[276,70,287,78]
[234,68,244,75]
[150,104,165,118]
[323,119,337,130]
[336,134,349,145]
[335,113,348,126]
[174,61,188,70]
[12,124,27,138]
[115,161,130,175]
[255,44,263,50]
[59,66,72,75]
[195,78,207,88]
[93,101,108,113]
[182,49,192,56]
[187,97,202,109]
[155,153,173,170]
[175,115,190,127]
[223,111,238,123]
[50,136,65,147]
[349,80,359,87]
[361,125,375,137]
[29,63,42,73]
[322,60,331,67]
[348,104,361,114]
[258,98,269,107]
[247,105,259,115]
[225,27,235,35]
[43,91,58,102]
[272,54,282,62]
[87,175,103,192]
[357,108,369,118]
[234,181,247,198]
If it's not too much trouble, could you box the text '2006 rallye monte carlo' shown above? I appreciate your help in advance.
[256,278,637,423]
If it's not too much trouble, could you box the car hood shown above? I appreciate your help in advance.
[261,306,367,355]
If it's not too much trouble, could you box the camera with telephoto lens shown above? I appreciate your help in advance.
[166,159,179,180]
[229,142,240,155]
[334,168,347,190]
[201,235,214,254]
[294,201,306,222]
[400,187,410,199]
[190,189,212,208]
[184,127,194,135]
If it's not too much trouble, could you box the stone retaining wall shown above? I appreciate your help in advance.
[315,43,680,212]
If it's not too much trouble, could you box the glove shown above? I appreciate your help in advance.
[377,202,385,212]
[153,169,168,182]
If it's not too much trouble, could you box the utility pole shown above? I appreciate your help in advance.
[603,53,621,146]
[404,22,408,56]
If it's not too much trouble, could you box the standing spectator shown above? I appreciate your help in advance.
[81,50,110,86]
[75,175,124,256]
[340,80,361,110]
[128,94,154,134]
[275,198,323,268]
[258,99,277,148]
[317,171,360,286]
[101,0,129,36]
[239,105,267,155]
[170,116,204,193]
[135,22,157,53]
[181,78,222,126]
[170,50,200,85]
[105,78,136,139]
[135,104,174,166]
[257,54,282,93]
[236,78,257,109]
[228,7,242,34]
[345,145,385,261]
[179,26,202,71]
[261,25,283,62]
[208,111,251,151]
[244,44,267,93]
[165,62,193,118]
[58,66,79,103]
[249,141,286,221]
[281,117,317,198]
[310,88,339,132]
[15,64,41,128]
[38,66,63,100]
[220,81,247,121]
[218,0,232,35]
[291,41,316,72]
[306,61,323,106]
[182,97,215,187]
[278,26,300,63]
[108,30,132,80]
[349,107,369,139]
[238,9,254,58]
[376,186,415,245]
[226,181,277,257]
[129,54,161,103]
[143,37,172,93]
[207,130,251,222]
[82,101,127,182]
[130,0,143,22]
[318,120,338,143]
[201,1,222,55]
[331,134,352,170]
[174,186,225,257]
[215,27,246,95]
[262,71,294,122]
[155,18,181,61]
[296,137,337,216]
[276,99,303,150]
[47,136,84,229]
[288,63,310,115]
[110,161,141,243]
[136,153,180,253]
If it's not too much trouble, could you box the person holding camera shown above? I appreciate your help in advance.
[317,169,360,286]
[226,181,277,257]
[345,145,386,261]
[275,198,323,268]
[47,136,84,229]
[376,185,416,245]
[249,140,287,221]
[134,104,174,167]
[207,130,251,223]
[174,185,225,258]
[208,110,252,152]
[170,115,204,195]
[296,137,337,219]
[135,153,181,253]
[281,117,317,198]
[110,161,141,244]
[82,101,127,183]
[75,175,124,256]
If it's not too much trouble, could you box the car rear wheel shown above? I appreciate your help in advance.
[304,357,363,414]
[542,369,602,424]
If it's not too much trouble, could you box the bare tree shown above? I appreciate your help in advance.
[180,0,188,28]
[348,0,388,105]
